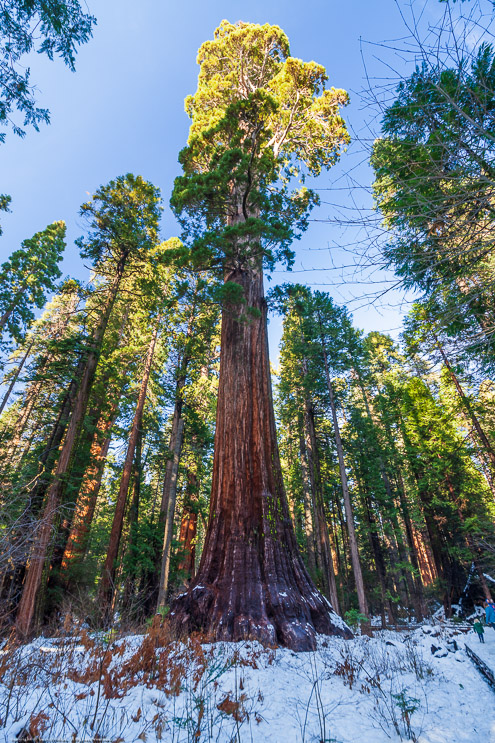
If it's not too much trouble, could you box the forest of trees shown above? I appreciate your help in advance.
[1,7,495,651]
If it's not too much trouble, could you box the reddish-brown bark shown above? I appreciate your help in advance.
[169,265,350,650]
[177,470,199,581]
[303,400,340,614]
[60,407,117,574]
[323,363,368,618]
[99,321,159,614]
[15,268,125,638]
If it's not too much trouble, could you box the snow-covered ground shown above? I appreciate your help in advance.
[466,624,495,670]
[0,623,494,742]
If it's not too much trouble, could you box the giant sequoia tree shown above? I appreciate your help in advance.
[168,21,350,650]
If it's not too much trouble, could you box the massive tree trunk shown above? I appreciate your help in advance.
[169,263,350,650]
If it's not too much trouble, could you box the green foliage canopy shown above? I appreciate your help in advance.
[76,174,162,276]
[171,20,349,285]
[0,0,95,141]
[0,220,66,343]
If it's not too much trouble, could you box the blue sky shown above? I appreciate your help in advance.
[1,0,448,355]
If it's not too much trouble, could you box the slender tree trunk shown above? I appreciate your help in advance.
[2,373,46,464]
[361,492,390,627]
[303,400,340,613]
[145,367,188,611]
[159,403,185,525]
[319,340,368,617]
[59,312,131,580]
[122,429,143,612]
[0,370,84,612]
[15,266,125,637]
[475,561,493,602]
[170,261,349,650]
[299,434,317,579]
[0,287,26,332]
[99,320,159,615]
[435,337,495,470]
[157,417,185,606]
[26,356,88,515]
[0,341,34,415]
[60,404,119,576]
[177,468,199,582]
[353,370,422,618]
[0,356,87,613]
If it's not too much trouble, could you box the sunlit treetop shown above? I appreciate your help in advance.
[171,21,350,276]
[76,174,162,272]
[185,20,349,178]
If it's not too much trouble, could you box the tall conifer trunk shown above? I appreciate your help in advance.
[170,263,350,650]
[0,341,33,415]
[60,403,119,578]
[299,433,317,579]
[15,267,125,637]
[303,401,340,614]
[99,320,159,615]
[435,338,495,470]
[177,469,199,582]
[319,336,368,618]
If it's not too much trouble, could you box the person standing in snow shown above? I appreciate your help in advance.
[484,599,495,629]
[473,619,485,643]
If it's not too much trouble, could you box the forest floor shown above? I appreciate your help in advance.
[466,626,495,673]
[0,621,493,743]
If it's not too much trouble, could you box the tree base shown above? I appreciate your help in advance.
[169,583,352,651]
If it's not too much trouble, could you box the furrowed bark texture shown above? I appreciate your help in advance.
[170,266,350,650]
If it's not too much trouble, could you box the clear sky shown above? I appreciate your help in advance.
[1,0,449,356]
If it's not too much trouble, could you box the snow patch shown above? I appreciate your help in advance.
[0,625,492,742]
